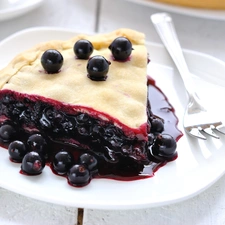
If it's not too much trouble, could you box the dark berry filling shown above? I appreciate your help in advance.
[0,77,182,187]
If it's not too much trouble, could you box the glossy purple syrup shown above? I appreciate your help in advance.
[148,77,183,142]
[93,77,183,182]
[0,76,182,186]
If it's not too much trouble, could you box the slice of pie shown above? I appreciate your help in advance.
[0,29,180,187]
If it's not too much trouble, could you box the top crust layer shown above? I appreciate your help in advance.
[0,29,148,129]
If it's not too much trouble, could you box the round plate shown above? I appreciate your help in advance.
[0,0,43,21]
[123,0,225,20]
[0,27,225,210]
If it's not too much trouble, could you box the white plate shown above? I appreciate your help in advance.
[123,0,225,20]
[0,0,43,21]
[0,27,225,210]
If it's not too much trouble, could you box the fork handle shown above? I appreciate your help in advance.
[151,13,194,98]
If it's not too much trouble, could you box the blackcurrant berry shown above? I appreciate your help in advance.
[109,37,133,60]
[41,49,63,74]
[21,151,45,175]
[151,134,177,161]
[8,140,27,162]
[74,39,93,59]
[79,153,98,171]
[53,150,74,175]
[150,118,164,134]
[67,164,90,187]
[148,133,155,145]
[87,55,111,81]
[27,134,47,157]
[0,124,16,142]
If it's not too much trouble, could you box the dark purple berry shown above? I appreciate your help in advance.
[151,118,164,133]
[121,145,132,155]
[67,164,90,187]
[21,151,45,175]
[0,124,16,142]
[79,153,98,171]
[87,55,111,81]
[109,37,133,60]
[74,39,93,59]
[77,126,89,136]
[148,133,155,145]
[151,134,177,161]
[8,140,27,162]
[53,150,74,175]
[76,113,89,124]
[27,134,47,157]
[91,124,103,137]
[41,49,63,74]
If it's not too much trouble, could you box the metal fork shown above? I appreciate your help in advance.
[151,12,225,140]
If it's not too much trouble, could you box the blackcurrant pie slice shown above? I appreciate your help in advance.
[0,29,180,187]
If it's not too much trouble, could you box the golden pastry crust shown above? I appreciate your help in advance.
[153,0,225,9]
[0,29,148,129]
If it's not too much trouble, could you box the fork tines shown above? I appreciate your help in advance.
[186,122,225,140]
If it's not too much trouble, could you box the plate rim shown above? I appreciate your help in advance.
[0,0,44,21]
[122,0,225,20]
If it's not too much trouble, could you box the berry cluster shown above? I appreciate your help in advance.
[0,122,98,186]
[147,104,177,162]
[3,130,46,175]
[41,37,133,81]
[54,151,98,187]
